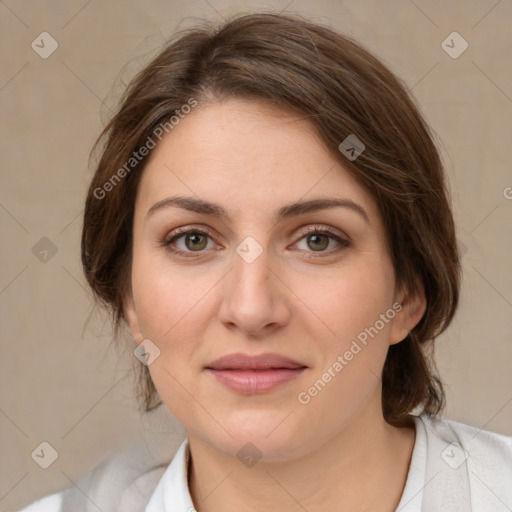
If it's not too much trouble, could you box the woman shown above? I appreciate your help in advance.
[20,11,512,512]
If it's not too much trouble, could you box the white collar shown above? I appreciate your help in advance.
[144,437,194,511]
[395,415,427,511]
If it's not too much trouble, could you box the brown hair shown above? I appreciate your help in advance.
[81,11,462,426]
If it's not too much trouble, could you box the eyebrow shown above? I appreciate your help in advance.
[146,195,371,226]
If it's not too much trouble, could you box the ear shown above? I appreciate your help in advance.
[389,279,426,346]
[123,287,144,345]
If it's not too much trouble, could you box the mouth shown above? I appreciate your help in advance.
[205,352,307,394]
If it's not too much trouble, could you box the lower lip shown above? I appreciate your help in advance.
[206,368,306,393]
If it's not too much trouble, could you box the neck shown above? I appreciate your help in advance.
[187,401,416,512]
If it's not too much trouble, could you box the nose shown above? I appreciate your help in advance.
[217,243,291,337]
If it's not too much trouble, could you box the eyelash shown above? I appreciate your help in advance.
[162,224,350,259]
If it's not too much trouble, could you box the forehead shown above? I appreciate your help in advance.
[136,98,379,225]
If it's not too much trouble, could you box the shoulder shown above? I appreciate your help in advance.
[16,492,63,512]
[419,413,512,460]
[16,428,184,512]
[417,413,512,511]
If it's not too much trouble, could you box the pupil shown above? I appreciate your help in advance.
[187,233,207,251]
[309,234,328,251]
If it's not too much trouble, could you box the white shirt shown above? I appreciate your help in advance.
[18,414,512,512]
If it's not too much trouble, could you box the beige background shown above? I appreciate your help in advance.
[1,0,511,509]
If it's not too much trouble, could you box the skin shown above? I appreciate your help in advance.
[124,98,426,511]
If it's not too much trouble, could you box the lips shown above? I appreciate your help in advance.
[205,352,307,394]
[205,352,306,371]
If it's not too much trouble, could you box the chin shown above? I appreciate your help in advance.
[195,414,310,463]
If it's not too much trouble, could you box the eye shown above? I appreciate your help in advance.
[292,225,350,257]
[162,224,350,259]
[163,227,218,257]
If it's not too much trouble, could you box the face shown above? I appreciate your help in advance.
[124,98,424,461]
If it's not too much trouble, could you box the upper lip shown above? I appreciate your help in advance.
[206,352,307,370]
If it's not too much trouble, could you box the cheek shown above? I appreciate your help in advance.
[130,259,216,425]
[288,277,396,449]
[131,253,218,341]
[298,258,395,399]
[305,258,395,344]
